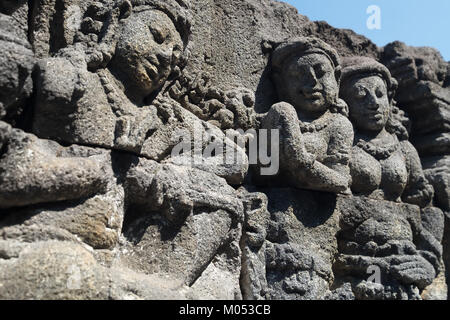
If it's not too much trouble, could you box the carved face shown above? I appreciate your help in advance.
[342,75,390,132]
[278,53,339,116]
[112,9,183,96]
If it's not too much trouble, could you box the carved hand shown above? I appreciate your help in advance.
[390,255,435,289]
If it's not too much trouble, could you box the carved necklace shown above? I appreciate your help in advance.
[97,69,131,117]
[356,139,399,160]
[298,111,330,133]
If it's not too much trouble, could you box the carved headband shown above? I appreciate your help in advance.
[271,37,341,73]
[129,0,191,45]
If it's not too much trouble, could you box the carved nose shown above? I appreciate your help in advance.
[367,94,380,110]
[302,71,320,92]
[368,102,379,110]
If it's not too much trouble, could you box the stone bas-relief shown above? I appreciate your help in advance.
[334,196,444,300]
[340,57,434,207]
[32,0,248,184]
[0,0,449,300]
[258,37,354,194]
[330,57,446,300]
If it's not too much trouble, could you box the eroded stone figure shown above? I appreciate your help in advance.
[259,37,353,194]
[241,38,355,300]
[0,0,447,301]
[381,42,450,216]
[340,56,434,207]
[0,0,249,299]
[32,0,248,184]
[334,57,444,300]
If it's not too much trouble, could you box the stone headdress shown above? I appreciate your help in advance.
[130,0,191,47]
[271,37,341,77]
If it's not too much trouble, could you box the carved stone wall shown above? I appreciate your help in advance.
[0,0,448,300]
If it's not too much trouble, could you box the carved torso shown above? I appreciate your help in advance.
[350,134,409,201]
[300,122,330,162]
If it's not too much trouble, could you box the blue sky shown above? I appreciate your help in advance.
[281,0,450,61]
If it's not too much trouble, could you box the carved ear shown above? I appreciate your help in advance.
[389,77,398,100]
[334,66,342,83]
[271,71,286,101]
[173,44,183,60]
[119,0,132,20]
[169,44,186,79]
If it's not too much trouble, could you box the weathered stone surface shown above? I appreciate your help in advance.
[260,188,341,300]
[0,122,112,209]
[334,196,444,300]
[381,42,450,210]
[0,186,124,250]
[0,0,448,300]
[0,240,197,299]
[118,157,244,295]
[0,13,34,125]
[238,187,270,300]
[423,157,450,213]
[380,42,450,289]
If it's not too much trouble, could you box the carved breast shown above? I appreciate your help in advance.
[379,150,408,201]
[350,147,382,194]
[350,146,408,201]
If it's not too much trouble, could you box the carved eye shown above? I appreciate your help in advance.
[150,26,167,44]
[286,63,301,77]
[356,87,366,99]
[314,65,326,78]
[376,88,384,98]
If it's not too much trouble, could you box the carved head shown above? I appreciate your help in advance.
[272,37,341,117]
[340,57,397,133]
[108,0,191,97]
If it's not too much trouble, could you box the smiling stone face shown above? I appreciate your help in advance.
[112,9,183,97]
[277,53,339,116]
[342,75,390,132]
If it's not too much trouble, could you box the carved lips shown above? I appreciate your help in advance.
[303,91,323,100]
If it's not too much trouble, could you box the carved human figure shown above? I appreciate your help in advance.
[33,0,247,184]
[335,57,440,300]
[33,0,186,150]
[2,0,248,290]
[259,37,353,194]
[339,56,434,207]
